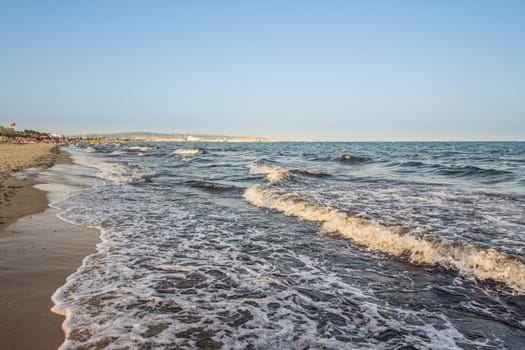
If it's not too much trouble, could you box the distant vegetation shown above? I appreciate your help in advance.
[76,132,282,142]
[0,127,283,144]
[0,127,67,144]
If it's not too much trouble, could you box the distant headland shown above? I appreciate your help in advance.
[76,132,285,143]
[0,126,285,144]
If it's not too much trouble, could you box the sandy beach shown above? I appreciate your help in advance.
[0,143,98,350]
[0,143,58,230]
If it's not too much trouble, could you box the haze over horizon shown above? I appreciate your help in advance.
[1,1,524,141]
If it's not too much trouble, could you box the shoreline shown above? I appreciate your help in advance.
[0,144,99,350]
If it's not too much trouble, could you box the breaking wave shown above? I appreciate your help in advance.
[94,162,154,185]
[70,152,154,185]
[129,146,158,152]
[174,149,201,155]
[249,163,329,183]
[338,154,369,163]
[243,185,525,294]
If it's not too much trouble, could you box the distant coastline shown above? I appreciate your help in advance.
[73,132,287,143]
[2,127,522,144]
[0,127,287,144]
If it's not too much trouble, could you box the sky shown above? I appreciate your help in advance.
[1,0,524,141]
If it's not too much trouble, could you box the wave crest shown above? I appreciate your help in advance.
[249,163,329,184]
[243,185,525,294]
[249,164,290,183]
[338,154,369,163]
[174,149,201,155]
[129,146,158,151]
[71,154,153,185]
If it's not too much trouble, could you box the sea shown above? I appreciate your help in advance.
[37,142,525,349]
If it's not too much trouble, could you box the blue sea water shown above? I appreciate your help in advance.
[46,142,525,349]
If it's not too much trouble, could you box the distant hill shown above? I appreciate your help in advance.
[75,132,283,142]
[81,132,185,139]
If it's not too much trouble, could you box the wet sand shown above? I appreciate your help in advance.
[0,144,98,350]
[0,176,48,231]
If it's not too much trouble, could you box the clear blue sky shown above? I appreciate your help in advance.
[1,0,524,140]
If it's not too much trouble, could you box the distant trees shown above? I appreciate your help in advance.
[0,128,68,144]
[23,129,46,136]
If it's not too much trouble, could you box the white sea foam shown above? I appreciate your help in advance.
[69,148,153,185]
[51,185,472,349]
[47,143,525,348]
[129,146,157,151]
[91,161,150,184]
[174,148,201,155]
[244,185,525,294]
[249,163,290,183]
[249,163,327,183]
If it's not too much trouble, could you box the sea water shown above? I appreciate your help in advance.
[48,142,525,349]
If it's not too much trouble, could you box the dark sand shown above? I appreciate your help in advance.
[0,145,99,350]
[0,177,48,231]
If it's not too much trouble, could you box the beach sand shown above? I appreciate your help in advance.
[0,143,98,350]
[0,176,48,231]
[0,143,61,231]
[0,143,59,173]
